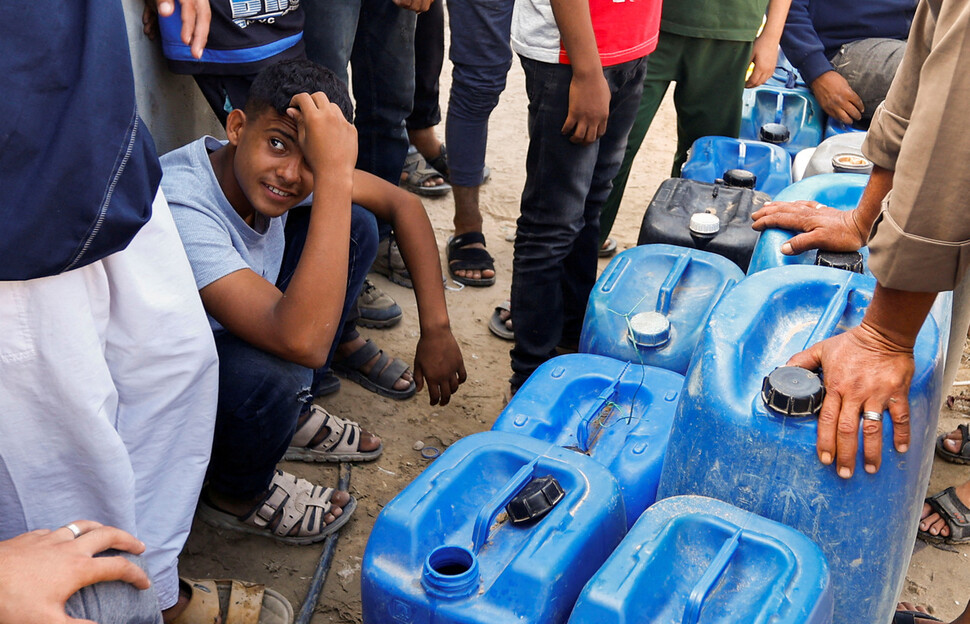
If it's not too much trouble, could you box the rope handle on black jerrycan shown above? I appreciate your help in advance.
[470,459,565,553]
[682,528,743,624]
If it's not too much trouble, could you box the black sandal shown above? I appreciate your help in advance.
[447,232,496,287]
[935,423,970,464]
[919,486,970,544]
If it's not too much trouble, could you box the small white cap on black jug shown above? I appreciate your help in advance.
[628,311,671,348]
[689,212,720,236]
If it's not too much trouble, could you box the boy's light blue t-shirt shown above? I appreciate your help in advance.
[161,135,288,332]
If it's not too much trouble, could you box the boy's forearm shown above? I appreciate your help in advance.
[391,196,453,334]
[550,0,601,77]
[760,0,792,44]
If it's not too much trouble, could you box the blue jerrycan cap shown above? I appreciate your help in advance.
[761,366,825,417]
[506,475,565,525]
[628,311,672,348]
[760,122,791,144]
[815,250,865,274]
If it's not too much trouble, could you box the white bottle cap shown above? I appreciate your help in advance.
[689,212,720,235]
[628,312,671,348]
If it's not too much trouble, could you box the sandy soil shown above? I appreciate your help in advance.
[178,46,970,623]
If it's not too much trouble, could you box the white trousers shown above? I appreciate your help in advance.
[0,190,218,610]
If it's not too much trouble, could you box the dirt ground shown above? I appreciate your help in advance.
[179,45,970,624]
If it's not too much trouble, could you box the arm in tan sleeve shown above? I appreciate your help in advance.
[864,0,970,292]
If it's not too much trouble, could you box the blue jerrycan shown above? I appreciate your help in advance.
[681,136,793,197]
[766,46,808,89]
[747,174,870,276]
[824,117,866,139]
[741,86,825,158]
[567,495,833,624]
[656,266,945,624]
[361,431,627,624]
[580,244,743,374]
[493,353,685,528]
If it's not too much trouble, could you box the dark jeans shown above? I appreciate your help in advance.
[303,0,416,187]
[444,0,513,186]
[408,0,444,131]
[510,56,648,390]
[193,73,258,128]
[207,204,378,499]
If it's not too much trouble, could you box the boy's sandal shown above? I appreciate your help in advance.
[198,470,357,546]
[447,232,496,287]
[401,148,451,197]
[427,144,491,185]
[488,299,514,341]
[372,235,413,288]
[172,578,294,624]
[919,486,970,544]
[284,404,383,462]
[935,424,970,464]
[332,339,417,400]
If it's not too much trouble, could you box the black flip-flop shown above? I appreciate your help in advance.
[447,232,496,287]
[489,299,513,340]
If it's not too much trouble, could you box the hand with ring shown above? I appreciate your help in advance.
[0,520,150,624]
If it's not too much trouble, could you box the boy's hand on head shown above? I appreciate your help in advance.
[151,0,210,59]
[562,71,610,145]
[287,92,358,181]
[413,330,466,406]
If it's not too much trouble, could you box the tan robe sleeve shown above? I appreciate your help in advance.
[863,0,970,292]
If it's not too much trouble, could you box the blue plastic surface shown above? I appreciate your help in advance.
[361,431,628,624]
[747,174,870,275]
[580,244,744,374]
[568,495,833,624]
[681,136,793,197]
[656,266,945,624]
[824,118,865,139]
[765,47,808,89]
[740,86,825,158]
[493,354,685,528]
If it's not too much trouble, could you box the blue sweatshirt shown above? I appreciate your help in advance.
[780,0,917,85]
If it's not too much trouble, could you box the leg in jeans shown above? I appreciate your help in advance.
[277,203,379,396]
[445,0,513,281]
[598,31,678,244]
[408,0,444,133]
[829,38,907,126]
[511,57,647,389]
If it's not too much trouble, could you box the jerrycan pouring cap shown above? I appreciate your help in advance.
[722,168,757,189]
[760,122,791,144]
[761,366,825,417]
[506,476,565,525]
[628,311,671,348]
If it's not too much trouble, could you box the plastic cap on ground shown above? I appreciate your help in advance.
[761,366,825,417]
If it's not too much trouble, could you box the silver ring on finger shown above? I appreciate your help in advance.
[861,410,883,422]
[63,523,82,539]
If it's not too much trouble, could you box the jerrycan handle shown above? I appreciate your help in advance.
[656,255,691,316]
[802,280,853,351]
[773,92,785,124]
[682,528,743,624]
[576,367,627,451]
[736,141,747,171]
[471,459,539,553]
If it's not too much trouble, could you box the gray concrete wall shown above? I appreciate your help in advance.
[121,0,224,155]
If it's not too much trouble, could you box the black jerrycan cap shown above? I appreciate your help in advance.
[815,250,865,274]
[506,476,565,525]
[761,366,825,417]
[722,168,757,189]
[759,122,791,144]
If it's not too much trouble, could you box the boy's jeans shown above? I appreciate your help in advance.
[206,204,378,499]
[510,56,648,390]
